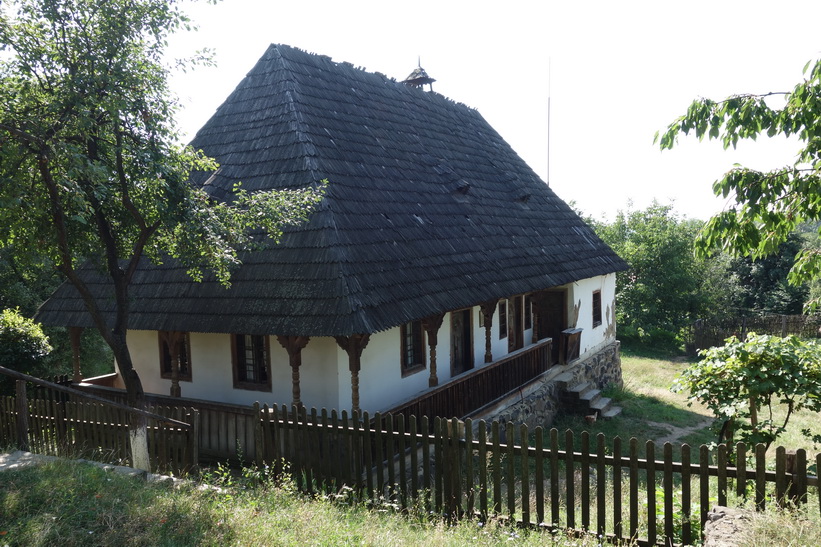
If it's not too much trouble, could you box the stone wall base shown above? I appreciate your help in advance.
[477,340,623,430]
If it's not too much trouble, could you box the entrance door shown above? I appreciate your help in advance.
[537,290,566,364]
[450,309,473,376]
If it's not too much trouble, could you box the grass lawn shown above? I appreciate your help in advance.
[553,347,821,458]
[0,458,615,547]
[2,346,821,545]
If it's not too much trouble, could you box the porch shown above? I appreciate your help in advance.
[71,337,554,458]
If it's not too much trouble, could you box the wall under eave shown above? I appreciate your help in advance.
[567,273,618,358]
[124,330,340,409]
[119,271,616,413]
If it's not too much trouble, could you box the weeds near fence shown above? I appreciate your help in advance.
[0,458,620,546]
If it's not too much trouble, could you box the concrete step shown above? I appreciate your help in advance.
[579,388,601,405]
[600,406,623,420]
[554,372,574,389]
[590,396,612,413]
[564,381,591,399]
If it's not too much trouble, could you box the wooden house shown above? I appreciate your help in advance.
[37,44,627,418]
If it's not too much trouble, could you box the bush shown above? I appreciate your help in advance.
[0,307,52,393]
[673,333,821,447]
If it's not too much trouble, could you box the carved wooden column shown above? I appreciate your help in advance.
[159,331,185,397]
[421,314,444,387]
[334,334,370,414]
[69,326,84,383]
[531,295,541,343]
[276,335,310,408]
[479,300,497,363]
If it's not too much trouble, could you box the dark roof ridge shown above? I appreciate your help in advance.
[275,44,374,333]
[271,45,323,186]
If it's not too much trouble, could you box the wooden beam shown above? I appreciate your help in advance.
[276,335,310,407]
[334,334,370,414]
[421,314,444,387]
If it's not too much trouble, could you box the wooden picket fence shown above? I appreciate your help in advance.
[690,314,821,353]
[253,404,821,547]
[0,372,199,475]
[0,396,198,475]
[3,377,821,545]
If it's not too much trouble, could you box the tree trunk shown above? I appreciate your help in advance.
[110,331,150,471]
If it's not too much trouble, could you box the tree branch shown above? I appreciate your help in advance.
[0,123,45,148]
[37,152,115,347]
[114,124,147,229]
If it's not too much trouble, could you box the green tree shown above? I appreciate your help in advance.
[594,202,727,348]
[674,333,821,448]
[0,246,113,379]
[656,58,821,306]
[729,232,809,315]
[0,0,324,468]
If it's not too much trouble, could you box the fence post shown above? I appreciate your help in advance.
[253,402,263,467]
[189,409,200,473]
[15,380,29,452]
[786,450,799,504]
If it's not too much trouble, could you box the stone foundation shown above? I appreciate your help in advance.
[482,340,623,430]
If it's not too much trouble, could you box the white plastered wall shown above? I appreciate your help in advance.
[566,273,617,358]
[350,304,534,413]
[122,273,616,414]
[124,330,341,409]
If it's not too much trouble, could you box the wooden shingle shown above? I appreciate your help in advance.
[37,44,627,336]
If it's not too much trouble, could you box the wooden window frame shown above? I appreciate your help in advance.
[592,290,602,328]
[498,300,508,339]
[158,332,192,382]
[231,334,272,392]
[400,320,426,377]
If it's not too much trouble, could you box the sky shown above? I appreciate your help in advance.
[167,0,821,222]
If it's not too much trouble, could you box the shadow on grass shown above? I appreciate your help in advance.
[550,383,716,460]
[619,342,699,363]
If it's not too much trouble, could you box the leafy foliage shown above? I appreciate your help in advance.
[592,202,730,348]
[0,307,52,393]
[673,333,821,447]
[656,58,821,308]
[729,232,809,315]
[0,0,323,412]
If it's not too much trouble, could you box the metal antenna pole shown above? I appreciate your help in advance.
[547,57,552,187]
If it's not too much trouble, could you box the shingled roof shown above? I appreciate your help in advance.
[37,44,626,337]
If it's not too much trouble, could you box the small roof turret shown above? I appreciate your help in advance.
[402,63,436,91]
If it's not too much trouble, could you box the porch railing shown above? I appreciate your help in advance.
[385,338,552,422]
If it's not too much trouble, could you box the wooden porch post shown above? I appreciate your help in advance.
[531,296,541,343]
[159,331,185,398]
[422,314,444,387]
[276,336,310,407]
[334,334,370,414]
[69,326,84,383]
[479,300,497,363]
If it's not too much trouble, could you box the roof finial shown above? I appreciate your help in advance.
[402,58,435,91]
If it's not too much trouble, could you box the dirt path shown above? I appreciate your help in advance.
[646,418,713,445]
